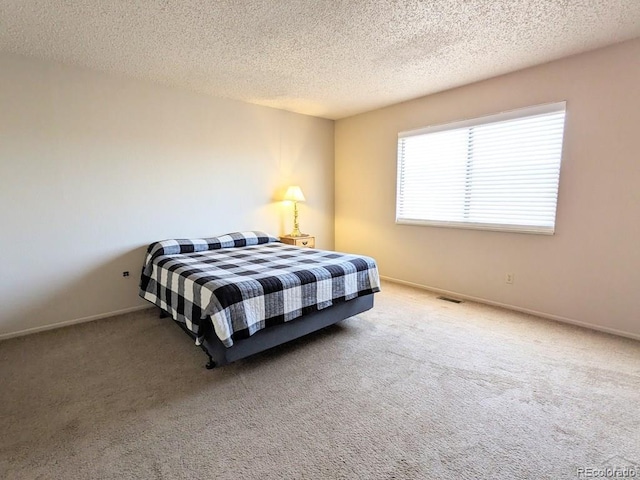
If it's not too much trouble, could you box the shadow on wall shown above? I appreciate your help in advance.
[1,246,150,337]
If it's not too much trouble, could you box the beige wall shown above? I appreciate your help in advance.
[0,54,334,338]
[335,38,640,339]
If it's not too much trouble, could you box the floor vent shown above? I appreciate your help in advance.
[437,296,463,304]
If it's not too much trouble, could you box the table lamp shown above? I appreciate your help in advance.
[284,185,306,237]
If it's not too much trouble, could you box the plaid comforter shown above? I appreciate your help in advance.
[139,231,380,347]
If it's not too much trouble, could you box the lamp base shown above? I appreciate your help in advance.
[290,201,305,237]
[289,228,307,237]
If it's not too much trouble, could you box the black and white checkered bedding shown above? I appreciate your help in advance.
[139,231,380,347]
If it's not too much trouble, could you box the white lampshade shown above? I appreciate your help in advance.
[283,185,306,202]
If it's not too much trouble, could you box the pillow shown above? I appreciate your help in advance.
[142,231,278,276]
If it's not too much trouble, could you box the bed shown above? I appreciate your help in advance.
[139,231,380,368]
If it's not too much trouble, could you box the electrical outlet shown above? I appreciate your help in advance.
[122,271,130,277]
[505,273,514,284]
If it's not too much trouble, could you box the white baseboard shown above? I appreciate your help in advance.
[380,275,640,342]
[0,305,154,341]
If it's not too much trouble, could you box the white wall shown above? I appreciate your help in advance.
[335,39,640,339]
[0,54,334,338]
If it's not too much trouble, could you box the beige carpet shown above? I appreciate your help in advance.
[1,281,639,479]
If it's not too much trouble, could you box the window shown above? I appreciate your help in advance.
[396,102,566,234]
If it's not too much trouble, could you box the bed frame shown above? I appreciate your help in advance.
[161,294,375,368]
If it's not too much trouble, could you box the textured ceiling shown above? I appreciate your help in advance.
[1,1,639,119]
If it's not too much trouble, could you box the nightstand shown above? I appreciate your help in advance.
[279,235,315,248]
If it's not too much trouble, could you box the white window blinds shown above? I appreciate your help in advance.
[396,102,566,234]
